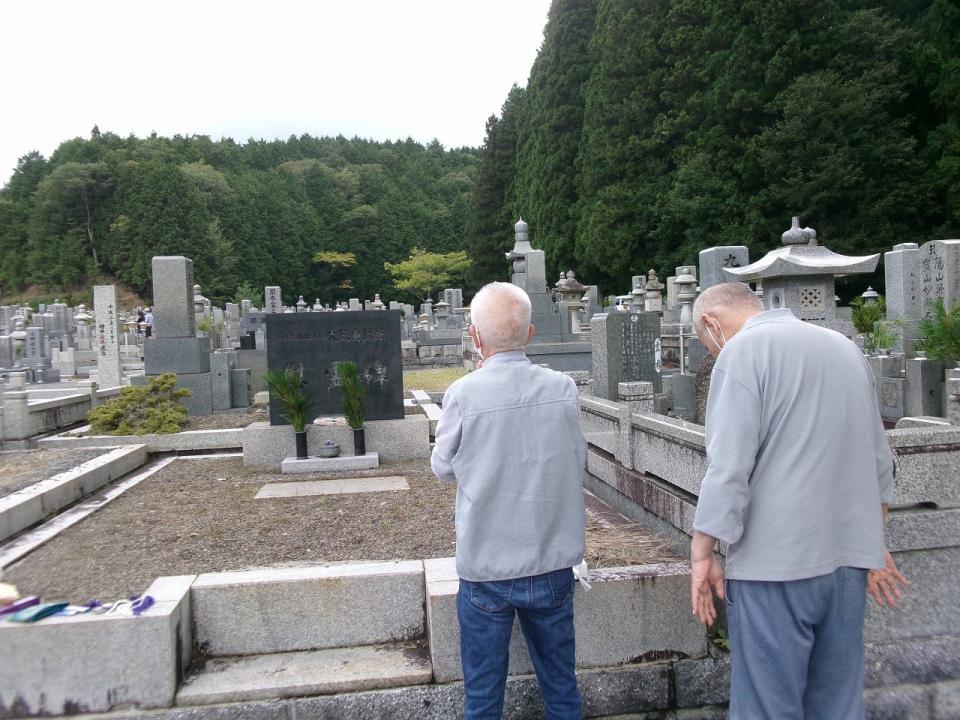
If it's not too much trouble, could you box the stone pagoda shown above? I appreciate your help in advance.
[724,217,879,334]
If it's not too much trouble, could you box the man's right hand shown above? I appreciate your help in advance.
[867,551,909,607]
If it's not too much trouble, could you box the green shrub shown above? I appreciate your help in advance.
[850,296,886,335]
[915,299,960,363]
[88,373,191,435]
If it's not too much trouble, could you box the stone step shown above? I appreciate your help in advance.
[176,640,432,706]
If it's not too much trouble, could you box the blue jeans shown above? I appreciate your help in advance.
[726,566,868,720]
[457,568,581,720]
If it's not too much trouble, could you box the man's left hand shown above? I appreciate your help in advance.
[867,551,909,607]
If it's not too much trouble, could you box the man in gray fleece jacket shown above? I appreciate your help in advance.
[432,281,587,720]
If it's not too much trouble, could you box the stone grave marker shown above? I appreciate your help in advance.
[93,285,122,388]
[885,243,921,321]
[590,311,662,400]
[265,310,404,424]
[264,286,283,314]
[699,246,749,291]
[918,239,960,315]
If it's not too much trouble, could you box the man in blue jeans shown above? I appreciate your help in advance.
[688,283,908,719]
[432,281,587,720]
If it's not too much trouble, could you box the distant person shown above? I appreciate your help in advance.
[431,281,587,720]
[135,309,145,335]
[142,307,154,338]
[688,282,908,719]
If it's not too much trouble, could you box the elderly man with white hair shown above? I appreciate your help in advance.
[688,282,908,719]
[431,281,587,720]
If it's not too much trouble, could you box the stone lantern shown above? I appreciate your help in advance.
[296,295,308,313]
[372,294,385,310]
[674,269,697,325]
[9,317,26,366]
[862,287,880,305]
[644,270,664,314]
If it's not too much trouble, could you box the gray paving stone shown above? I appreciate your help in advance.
[280,453,379,473]
[255,476,408,498]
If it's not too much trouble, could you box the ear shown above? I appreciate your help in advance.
[528,324,536,340]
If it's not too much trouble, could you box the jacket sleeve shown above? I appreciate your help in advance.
[693,368,762,545]
[430,387,462,483]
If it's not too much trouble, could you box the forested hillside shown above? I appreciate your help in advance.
[468,0,960,294]
[0,132,478,305]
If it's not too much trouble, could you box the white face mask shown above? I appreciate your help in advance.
[703,322,727,353]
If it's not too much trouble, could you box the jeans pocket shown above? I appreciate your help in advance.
[547,568,574,608]
[468,579,513,612]
[724,578,734,608]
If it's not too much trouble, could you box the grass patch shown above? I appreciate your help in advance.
[403,367,468,393]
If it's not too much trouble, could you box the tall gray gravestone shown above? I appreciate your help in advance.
[24,327,46,368]
[265,311,404,425]
[144,256,213,415]
[93,285,122,388]
[885,243,921,322]
[590,312,662,399]
[699,246,749,291]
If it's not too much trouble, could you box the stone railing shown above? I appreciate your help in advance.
[1,381,122,443]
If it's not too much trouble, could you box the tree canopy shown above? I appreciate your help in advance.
[466,0,960,296]
[1,133,479,306]
[384,248,472,302]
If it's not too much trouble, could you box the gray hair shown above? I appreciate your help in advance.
[692,282,762,332]
[470,282,532,353]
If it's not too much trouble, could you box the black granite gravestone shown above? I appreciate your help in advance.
[265,311,404,424]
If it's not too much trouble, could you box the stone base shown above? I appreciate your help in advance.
[242,415,430,470]
[144,336,211,375]
[281,453,380,473]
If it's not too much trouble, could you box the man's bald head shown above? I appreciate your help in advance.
[470,282,533,354]
[692,282,763,334]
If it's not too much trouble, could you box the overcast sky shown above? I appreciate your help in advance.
[0,0,552,186]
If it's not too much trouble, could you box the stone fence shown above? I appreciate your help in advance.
[0,382,122,444]
[579,385,960,715]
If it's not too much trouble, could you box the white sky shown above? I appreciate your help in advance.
[0,0,552,186]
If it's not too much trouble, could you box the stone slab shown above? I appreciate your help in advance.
[0,444,148,542]
[176,641,432,706]
[280,453,380,474]
[256,476,407,497]
[37,428,242,452]
[0,574,193,716]
[170,371,213,416]
[191,560,425,656]
[144,337,211,375]
[424,557,706,683]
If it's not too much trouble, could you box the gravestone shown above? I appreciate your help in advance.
[699,246,749,291]
[905,357,944,418]
[918,239,960,314]
[265,310,404,425]
[93,285,122,388]
[24,327,46,368]
[0,335,11,368]
[264,286,283,314]
[590,312,662,400]
[885,243,921,321]
[443,288,464,310]
[144,256,213,415]
[241,299,253,315]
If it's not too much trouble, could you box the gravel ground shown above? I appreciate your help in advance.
[3,455,679,603]
[0,448,111,498]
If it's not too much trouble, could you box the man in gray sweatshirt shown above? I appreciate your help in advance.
[432,281,587,720]
[689,282,908,719]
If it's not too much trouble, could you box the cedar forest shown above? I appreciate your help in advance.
[1,0,958,306]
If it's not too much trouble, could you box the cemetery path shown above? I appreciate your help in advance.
[0,448,110,498]
[2,456,681,604]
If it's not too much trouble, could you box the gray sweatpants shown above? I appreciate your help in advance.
[726,567,868,720]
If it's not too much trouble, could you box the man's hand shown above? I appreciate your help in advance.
[690,531,724,625]
[867,551,909,607]
[691,555,725,625]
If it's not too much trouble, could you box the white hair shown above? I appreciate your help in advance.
[470,282,532,353]
[692,282,762,332]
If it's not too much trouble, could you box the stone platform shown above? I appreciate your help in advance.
[279,453,380,474]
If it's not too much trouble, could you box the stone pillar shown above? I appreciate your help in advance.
[152,257,196,338]
[1,391,32,441]
[947,376,960,425]
[76,380,99,409]
[93,285,123,388]
[617,381,655,471]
